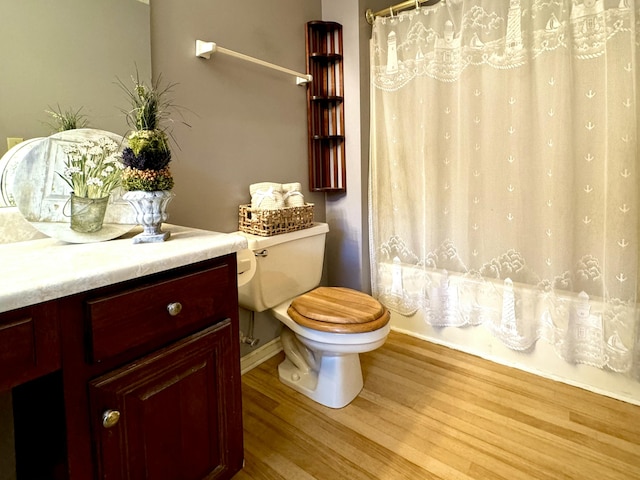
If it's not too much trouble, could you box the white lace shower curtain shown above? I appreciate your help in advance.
[369,0,640,377]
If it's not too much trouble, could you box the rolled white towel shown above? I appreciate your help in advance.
[250,181,282,196]
[283,182,305,207]
[251,185,285,210]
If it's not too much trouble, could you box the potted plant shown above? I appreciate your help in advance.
[119,72,177,243]
[57,136,123,233]
[45,104,89,132]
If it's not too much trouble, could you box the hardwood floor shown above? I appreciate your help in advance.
[232,331,640,480]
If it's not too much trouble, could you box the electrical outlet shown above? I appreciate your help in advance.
[6,137,23,150]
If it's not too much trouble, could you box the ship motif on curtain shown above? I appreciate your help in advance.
[606,331,632,372]
[603,301,635,373]
[372,0,635,88]
[538,293,566,346]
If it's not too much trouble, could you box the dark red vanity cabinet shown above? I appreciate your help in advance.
[2,254,244,480]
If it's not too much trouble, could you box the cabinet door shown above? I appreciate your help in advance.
[89,320,243,480]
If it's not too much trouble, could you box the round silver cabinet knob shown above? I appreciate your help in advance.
[102,409,121,429]
[167,302,182,316]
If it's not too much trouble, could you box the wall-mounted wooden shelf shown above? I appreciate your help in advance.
[306,21,346,193]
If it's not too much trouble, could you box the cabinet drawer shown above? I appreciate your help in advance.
[86,263,232,363]
[0,316,36,371]
[0,304,60,390]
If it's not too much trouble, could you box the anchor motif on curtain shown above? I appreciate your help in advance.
[369,0,640,379]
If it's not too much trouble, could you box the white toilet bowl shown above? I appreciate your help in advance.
[270,299,390,408]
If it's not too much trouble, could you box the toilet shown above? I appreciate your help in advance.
[236,222,390,408]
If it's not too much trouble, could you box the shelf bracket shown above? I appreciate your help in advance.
[196,39,312,86]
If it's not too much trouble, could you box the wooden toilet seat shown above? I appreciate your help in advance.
[287,286,390,333]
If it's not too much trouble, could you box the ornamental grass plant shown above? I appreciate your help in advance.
[118,72,179,191]
[45,104,89,132]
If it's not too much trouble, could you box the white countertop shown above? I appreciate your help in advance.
[0,225,248,313]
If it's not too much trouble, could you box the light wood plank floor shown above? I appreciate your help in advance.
[232,331,640,480]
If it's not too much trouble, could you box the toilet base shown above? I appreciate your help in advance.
[278,351,364,409]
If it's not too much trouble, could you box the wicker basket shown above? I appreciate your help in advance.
[238,203,314,236]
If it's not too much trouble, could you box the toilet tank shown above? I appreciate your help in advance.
[236,222,329,312]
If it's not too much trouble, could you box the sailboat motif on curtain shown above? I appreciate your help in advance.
[369,0,640,378]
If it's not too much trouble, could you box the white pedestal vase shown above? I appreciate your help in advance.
[123,190,174,243]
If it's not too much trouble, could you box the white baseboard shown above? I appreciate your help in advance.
[240,337,283,375]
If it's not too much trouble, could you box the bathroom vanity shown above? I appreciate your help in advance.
[0,224,247,480]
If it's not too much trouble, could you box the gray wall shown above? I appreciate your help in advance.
[149,0,325,354]
[321,0,369,293]
[150,0,325,233]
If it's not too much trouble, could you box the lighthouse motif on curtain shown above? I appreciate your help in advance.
[506,0,523,53]
[487,0,525,67]
[386,31,399,74]
[427,270,463,326]
[496,278,529,350]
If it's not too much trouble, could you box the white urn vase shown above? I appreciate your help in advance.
[123,190,174,243]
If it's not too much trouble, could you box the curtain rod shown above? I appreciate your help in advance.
[195,40,312,85]
[365,0,441,25]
